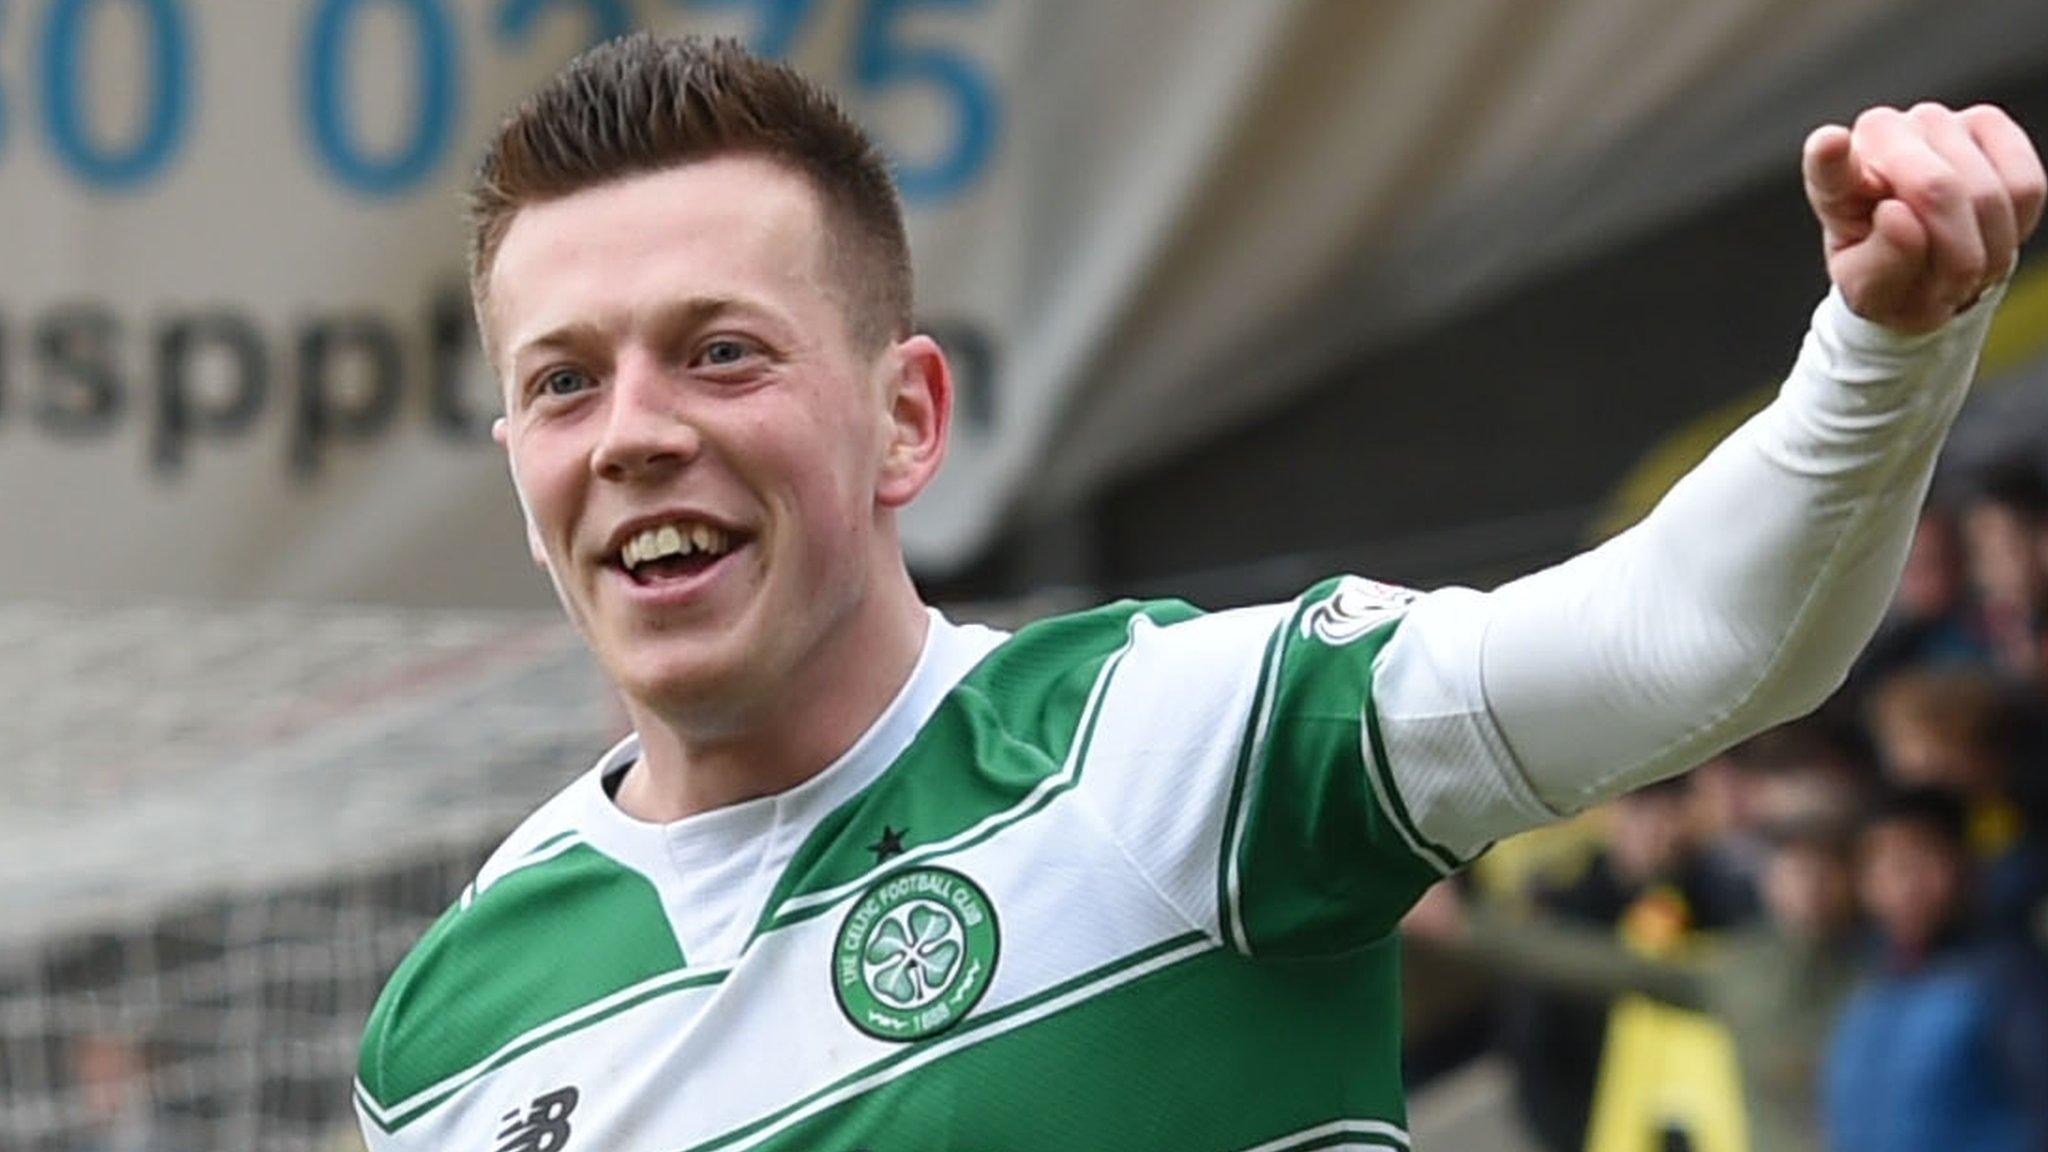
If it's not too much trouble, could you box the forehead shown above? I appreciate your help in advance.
[1863,819,1957,859]
[485,156,835,361]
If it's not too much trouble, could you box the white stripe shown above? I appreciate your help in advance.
[773,622,1141,920]
[359,960,733,1124]
[1237,1118,1412,1152]
[710,935,1215,1152]
[1224,617,1290,951]
[468,834,587,907]
[1358,710,1452,878]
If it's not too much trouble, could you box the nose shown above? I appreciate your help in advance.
[590,355,700,482]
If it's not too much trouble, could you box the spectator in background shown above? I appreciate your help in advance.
[1691,721,1865,919]
[1825,787,2048,1152]
[1853,505,1991,690]
[1865,667,2046,934]
[1491,777,1753,1152]
[1408,813,1864,1152]
[1961,462,2048,683]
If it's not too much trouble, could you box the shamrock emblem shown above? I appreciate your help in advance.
[834,867,999,1041]
[862,900,964,1009]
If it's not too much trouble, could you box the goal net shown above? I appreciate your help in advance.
[0,601,622,1152]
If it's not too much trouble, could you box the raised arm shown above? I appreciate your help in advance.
[1376,105,2045,856]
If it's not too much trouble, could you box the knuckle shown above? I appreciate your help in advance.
[1854,105,1899,131]
[1908,101,1953,123]
[1912,170,1964,209]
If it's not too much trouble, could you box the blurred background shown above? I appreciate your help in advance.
[7,0,2048,1149]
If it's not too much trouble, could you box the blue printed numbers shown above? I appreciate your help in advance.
[855,0,993,201]
[1,0,999,203]
[680,0,814,60]
[304,0,460,195]
[40,0,191,188]
[495,0,633,53]
[683,0,998,203]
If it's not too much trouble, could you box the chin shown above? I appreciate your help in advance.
[608,633,762,717]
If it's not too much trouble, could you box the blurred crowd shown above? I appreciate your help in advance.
[1405,462,2048,1152]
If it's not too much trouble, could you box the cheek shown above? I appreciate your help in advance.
[747,405,880,522]
[509,440,586,547]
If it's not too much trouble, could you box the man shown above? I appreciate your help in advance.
[1491,776,1753,1152]
[1959,461,2048,680]
[1824,787,2048,1152]
[354,33,2043,1152]
[1407,810,1867,1152]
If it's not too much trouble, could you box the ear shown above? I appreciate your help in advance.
[875,334,952,508]
[496,416,551,570]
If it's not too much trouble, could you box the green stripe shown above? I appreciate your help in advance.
[1217,608,1294,953]
[754,629,1139,939]
[358,843,689,1111]
[1232,577,1445,954]
[365,965,730,1133]
[686,932,1211,1152]
[1360,677,1460,874]
[689,934,1410,1152]
[747,602,1192,942]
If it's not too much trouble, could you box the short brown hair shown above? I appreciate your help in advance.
[469,34,911,350]
[1868,666,2012,759]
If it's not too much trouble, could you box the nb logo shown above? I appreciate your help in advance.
[496,1086,578,1152]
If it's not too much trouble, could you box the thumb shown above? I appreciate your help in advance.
[1831,198,1930,317]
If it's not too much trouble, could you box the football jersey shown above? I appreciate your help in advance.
[356,576,1534,1152]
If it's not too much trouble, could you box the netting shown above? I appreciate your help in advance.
[0,601,622,1152]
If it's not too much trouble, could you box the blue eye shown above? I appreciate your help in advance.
[538,367,592,397]
[701,339,752,366]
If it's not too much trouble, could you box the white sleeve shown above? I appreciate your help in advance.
[1372,285,2004,859]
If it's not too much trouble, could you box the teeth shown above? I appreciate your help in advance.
[619,520,737,570]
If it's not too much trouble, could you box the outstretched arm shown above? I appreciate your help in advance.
[1065,106,2040,955]
[1377,105,2045,855]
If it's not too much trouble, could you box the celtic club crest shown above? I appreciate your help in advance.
[833,867,1000,1042]
[1300,576,1417,646]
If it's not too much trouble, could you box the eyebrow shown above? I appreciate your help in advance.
[507,295,772,379]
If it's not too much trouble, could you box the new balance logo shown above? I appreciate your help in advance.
[496,1086,578,1152]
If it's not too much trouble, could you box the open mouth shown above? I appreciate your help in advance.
[614,521,751,587]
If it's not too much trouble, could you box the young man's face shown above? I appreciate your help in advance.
[1859,820,1967,952]
[485,156,935,722]
[1963,501,2042,610]
[1762,841,1854,940]
[1607,790,1693,884]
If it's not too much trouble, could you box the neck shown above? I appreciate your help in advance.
[615,565,931,823]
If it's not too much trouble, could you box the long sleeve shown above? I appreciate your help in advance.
[1373,285,2004,857]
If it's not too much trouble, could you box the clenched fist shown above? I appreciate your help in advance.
[1805,103,2045,334]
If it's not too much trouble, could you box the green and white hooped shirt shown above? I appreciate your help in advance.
[356,576,1552,1152]
[353,285,2003,1151]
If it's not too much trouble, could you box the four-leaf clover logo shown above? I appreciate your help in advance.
[863,901,964,1008]
[834,867,999,1041]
